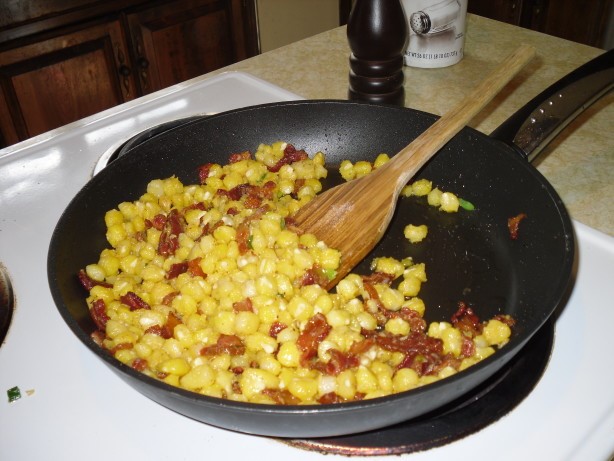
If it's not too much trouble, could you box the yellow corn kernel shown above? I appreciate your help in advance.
[180,364,216,391]
[412,179,433,196]
[104,209,124,227]
[245,332,277,354]
[287,295,314,322]
[377,286,405,311]
[106,224,127,247]
[392,368,419,392]
[385,317,410,336]
[287,376,319,401]
[213,225,236,243]
[440,192,460,213]
[172,294,198,317]
[326,309,351,328]
[85,263,106,282]
[353,161,372,178]
[371,257,404,278]
[404,262,427,282]
[336,369,357,400]
[212,311,236,335]
[427,188,443,207]
[234,311,260,335]
[482,319,512,347]
[114,348,137,365]
[404,224,428,243]
[105,319,126,339]
[402,297,426,316]
[173,324,195,348]
[158,357,190,376]
[398,275,422,297]
[277,341,301,367]
[356,366,379,394]
[339,160,355,181]
[140,264,165,282]
[373,153,390,169]
[98,253,120,277]
[240,368,279,400]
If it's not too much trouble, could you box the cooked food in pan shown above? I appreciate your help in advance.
[78,142,513,405]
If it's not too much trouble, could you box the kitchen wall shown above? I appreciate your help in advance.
[256,0,341,52]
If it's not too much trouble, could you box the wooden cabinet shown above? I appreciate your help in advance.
[0,0,258,148]
[468,0,612,48]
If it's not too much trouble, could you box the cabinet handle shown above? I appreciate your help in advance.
[137,57,150,69]
[118,65,132,77]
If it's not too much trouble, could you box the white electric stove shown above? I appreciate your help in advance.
[1,72,613,461]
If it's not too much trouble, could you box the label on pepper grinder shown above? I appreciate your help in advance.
[401,0,468,68]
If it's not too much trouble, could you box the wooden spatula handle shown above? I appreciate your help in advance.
[385,44,537,193]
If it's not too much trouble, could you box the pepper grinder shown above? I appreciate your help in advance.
[347,0,408,106]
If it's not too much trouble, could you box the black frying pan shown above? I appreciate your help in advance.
[47,50,613,437]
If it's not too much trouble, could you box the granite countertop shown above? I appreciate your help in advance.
[211,14,613,237]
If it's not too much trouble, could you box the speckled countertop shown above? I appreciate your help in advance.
[210,14,613,237]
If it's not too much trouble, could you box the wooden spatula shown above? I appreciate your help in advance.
[291,44,536,290]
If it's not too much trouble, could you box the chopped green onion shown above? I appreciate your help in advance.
[459,198,475,211]
[7,386,21,403]
[247,235,254,249]
[324,268,336,280]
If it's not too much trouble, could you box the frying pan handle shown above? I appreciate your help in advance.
[490,49,614,163]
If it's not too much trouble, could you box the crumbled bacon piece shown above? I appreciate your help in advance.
[109,342,133,354]
[507,213,527,240]
[318,392,345,404]
[132,358,148,371]
[77,269,111,291]
[387,307,427,334]
[198,220,223,240]
[233,298,254,313]
[90,299,110,331]
[262,388,301,405]
[261,181,276,200]
[158,209,184,256]
[298,265,330,288]
[267,144,309,172]
[311,349,360,376]
[200,334,246,356]
[493,314,516,327]
[362,272,395,286]
[197,163,214,184]
[451,301,482,337]
[269,321,287,339]
[187,257,206,278]
[145,311,182,339]
[297,313,331,363]
[90,330,105,347]
[161,291,179,306]
[167,262,189,279]
[236,222,251,255]
[120,291,151,311]
[151,214,168,230]
[229,151,251,163]
[184,202,208,212]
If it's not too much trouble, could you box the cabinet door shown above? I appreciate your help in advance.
[468,0,524,26]
[535,0,612,47]
[127,0,257,94]
[0,20,137,146]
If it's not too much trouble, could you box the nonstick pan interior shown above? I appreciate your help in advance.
[48,100,574,437]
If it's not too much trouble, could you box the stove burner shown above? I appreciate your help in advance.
[282,320,554,456]
[99,116,204,169]
[0,264,14,347]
